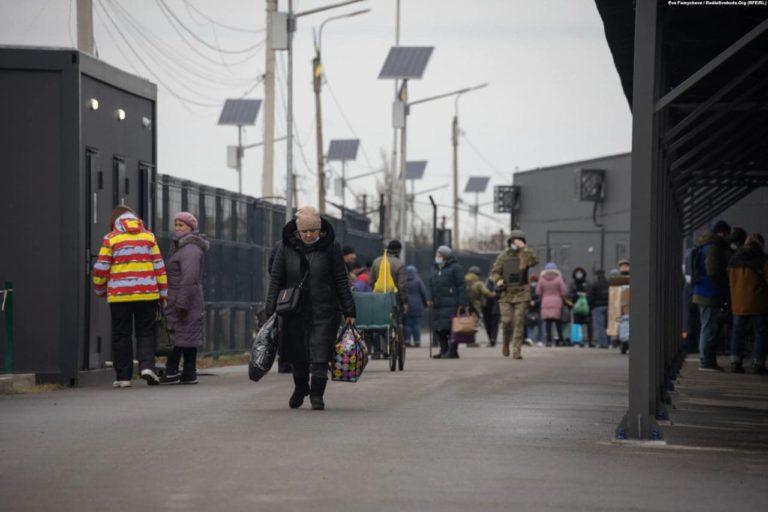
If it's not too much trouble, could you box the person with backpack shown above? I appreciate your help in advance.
[692,220,732,371]
[568,267,593,347]
[727,233,768,374]
[92,206,167,387]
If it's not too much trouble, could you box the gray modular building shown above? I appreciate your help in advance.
[0,46,157,385]
[513,152,632,278]
[513,152,768,281]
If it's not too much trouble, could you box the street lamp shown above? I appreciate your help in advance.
[464,176,491,243]
[313,8,370,214]
[452,82,489,249]
[217,98,262,194]
[276,0,368,222]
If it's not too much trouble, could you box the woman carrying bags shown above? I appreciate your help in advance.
[428,245,467,359]
[161,212,209,385]
[265,206,356,410]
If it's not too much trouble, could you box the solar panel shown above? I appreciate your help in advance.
[405,160,427,180]
[327,139,360,161]
[378,46,434,79]
[464,176,491,193]
[217,99,262,126]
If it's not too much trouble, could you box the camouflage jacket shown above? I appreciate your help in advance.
[489,247,538,303]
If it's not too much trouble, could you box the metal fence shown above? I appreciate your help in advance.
[154,174,383,356]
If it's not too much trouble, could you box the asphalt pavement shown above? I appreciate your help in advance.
[1,342,766,512]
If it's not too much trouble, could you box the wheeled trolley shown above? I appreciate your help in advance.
[352,291,405,372]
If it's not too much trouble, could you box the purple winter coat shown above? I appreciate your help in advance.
[164,232,209,347]
[536,269,567,320]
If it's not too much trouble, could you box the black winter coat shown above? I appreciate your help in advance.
[429,256,467,331]
[587,277,609,309]
[568,268,590,324]
[265,218,355,364]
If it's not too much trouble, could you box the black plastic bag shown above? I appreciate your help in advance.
[155,309,174,357]
[248,313,278,382]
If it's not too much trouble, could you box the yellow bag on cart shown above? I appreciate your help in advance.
[373,250,398,293]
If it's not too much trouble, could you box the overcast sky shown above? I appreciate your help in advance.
[0,0,631,239]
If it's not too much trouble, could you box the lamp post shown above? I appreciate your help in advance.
[451,82,489,250]
[279,0,368,222]
[313,9,370,214]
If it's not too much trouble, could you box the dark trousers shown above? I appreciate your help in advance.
[484,313,500,345]
[110,300,158,381]
[435,329,451,356]
[292,361,329,397]
[545,319,564,344]
[403,315,422,345]
[166,347,198,377]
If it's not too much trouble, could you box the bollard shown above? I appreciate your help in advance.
[2,282,12,374]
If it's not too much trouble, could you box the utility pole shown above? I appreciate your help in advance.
[262,0,277,199]
[313,47,326,213]
[398,81,408,259]
[452,113,459,249]
[389,0,401,240]
[76,0,95,56]
[285,0,295,222]
[237,126,243,194]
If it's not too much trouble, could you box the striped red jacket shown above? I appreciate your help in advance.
[92,214,168,303]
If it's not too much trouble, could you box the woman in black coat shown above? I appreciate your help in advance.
[266,207,356,410]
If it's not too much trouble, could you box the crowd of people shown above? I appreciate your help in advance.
[688,220,768,374]
[90,204,766,411]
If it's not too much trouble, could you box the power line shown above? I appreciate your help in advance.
[95,0,222,109]
[157,0,265,54]
[112,0,264,72]
[183,0,265,34]
[322,72,375,170]
[108,1,261,89]
[461,131,511,181]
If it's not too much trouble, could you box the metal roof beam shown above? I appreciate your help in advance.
[655,17,768,112]
[664,65,768,145]
[684,187,754,233]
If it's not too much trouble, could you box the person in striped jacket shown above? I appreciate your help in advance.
[93,206,168,387]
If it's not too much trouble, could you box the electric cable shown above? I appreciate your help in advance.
[183,0,265,34]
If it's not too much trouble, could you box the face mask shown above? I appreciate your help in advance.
[575,273,584,280]
[435,256,444,265]
[174,230,187,239]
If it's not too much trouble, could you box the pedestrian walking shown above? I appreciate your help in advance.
[568,267,593,347]
[265,206,356,410]
[92,206,167,387]
[526,274,543,346]
[536,262,567,347]
[692,220,732,371]
[489,229,538,359]
[465,266,495,318]
[727,233,768,374]
[588,269,610,348]
[428,246,467,359]
[482,277,502,347]
[160,212,209,385]
[404,265,428,347]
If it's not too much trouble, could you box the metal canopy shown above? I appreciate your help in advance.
[326,139,360,162]
[464,176,490,193]
[597,0,768,441]
[405,160,427,180]
[217,99,262,126]
[378,46,434,79]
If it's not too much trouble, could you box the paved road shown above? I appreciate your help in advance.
[1,345,766,512]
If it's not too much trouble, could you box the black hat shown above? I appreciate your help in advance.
[342,245,356,256]
[387,240,402,252]
[712,220,731,235]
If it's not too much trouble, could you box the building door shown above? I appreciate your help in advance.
[85,148,113,370]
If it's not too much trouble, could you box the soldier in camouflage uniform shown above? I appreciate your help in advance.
[489,229,538,359]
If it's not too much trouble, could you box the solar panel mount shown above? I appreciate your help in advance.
[327,139,360,162]
[405,161,428,180]
[217,99,262,126]
[378,46,434,79]
[464,176,491,193]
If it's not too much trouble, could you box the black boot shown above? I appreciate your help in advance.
[309,377,327,410]
[437,332,450,358]
[290,365,310,409]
